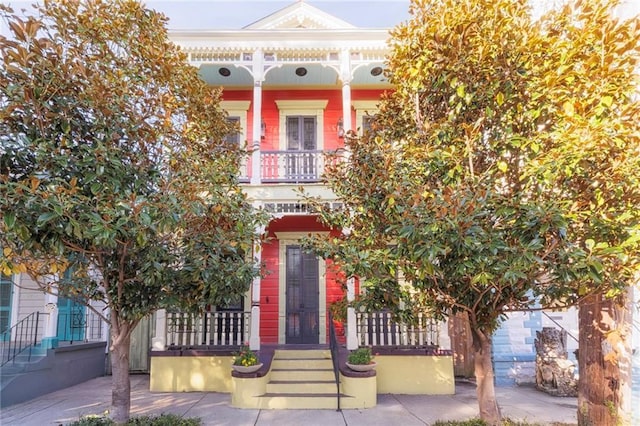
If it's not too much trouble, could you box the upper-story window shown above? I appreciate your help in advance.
[352,100,379,136]
[286,116,317,151]
[275,100,328,151]
[225,116,241,144]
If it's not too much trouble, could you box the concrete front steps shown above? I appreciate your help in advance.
[256,349,348,409]
[232,348,377,410]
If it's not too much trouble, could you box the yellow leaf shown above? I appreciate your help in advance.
[562,101,574,117]
[496,92,504,106]
[50,263,58,274]
[3,247,12,257]
[497,161,508,172]
[30,176,40,191]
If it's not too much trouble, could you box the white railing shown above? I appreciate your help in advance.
[166,311,250,347]
[260,150,340,183]
[356,311,439,347]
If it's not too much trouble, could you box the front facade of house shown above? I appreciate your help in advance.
[149,1,449,352]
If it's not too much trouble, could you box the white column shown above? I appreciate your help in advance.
[346,277,358,350]
[152,309,167,350]
[249,222,265,351]
[251,49,264,185]
[42,289,58,348]
[340,49,353,133]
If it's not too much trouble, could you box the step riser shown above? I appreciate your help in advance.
[274,350,330,359]
[266,382,338,394]
[271,359,332,369]
[270,370,335,381]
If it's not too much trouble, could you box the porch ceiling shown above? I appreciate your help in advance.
[197,62,389,89]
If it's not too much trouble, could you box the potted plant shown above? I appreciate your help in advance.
[232,344,263,373]
[346,347,376,371]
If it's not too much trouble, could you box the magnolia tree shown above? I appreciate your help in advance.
[0,1,266,423]
[306,1,639,425]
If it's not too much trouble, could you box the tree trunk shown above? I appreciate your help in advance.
[472,328,502,426]
[110,320,132,424]
[578,290,632,426]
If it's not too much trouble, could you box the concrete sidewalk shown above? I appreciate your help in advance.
[0,375,578,426]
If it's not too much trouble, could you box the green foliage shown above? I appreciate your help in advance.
[433,420,488,426]
[233,345,259,367]
[304,0,639,423]
[0,0,266,322]
[68,414,202,426]
[0,0,267,422]
[347,347,374,365]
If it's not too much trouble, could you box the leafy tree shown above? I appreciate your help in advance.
[526,2,640,424]
[306,1,639,425]
[0,1,265,423]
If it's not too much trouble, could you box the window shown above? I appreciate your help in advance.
[286,116,316,151]
[286,116,317,180]
[0,274,12,336]
[352,100,379,136]
[225,116,241,144]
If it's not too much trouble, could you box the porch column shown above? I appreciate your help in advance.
[249,222,265,351]
[152,309,167,350]
[42,287,59,349]
[346,277,358,350]
[340,49,353,133]
[250,49,264,185]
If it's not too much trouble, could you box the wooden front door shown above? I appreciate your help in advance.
[285,245,319,344]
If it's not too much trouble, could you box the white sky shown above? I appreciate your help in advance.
[144,0,412,29]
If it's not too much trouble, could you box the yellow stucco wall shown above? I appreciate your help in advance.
[375,355,455,394]
[340,374,377,408]
[149,356,234,392]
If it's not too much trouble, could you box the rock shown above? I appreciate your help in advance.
[534,327,578,397]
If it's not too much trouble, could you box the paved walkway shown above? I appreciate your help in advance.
[0,376,578,426]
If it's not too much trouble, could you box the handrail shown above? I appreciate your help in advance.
[328,311,341,412]
[0,311,41,367]
[542,312,579,343]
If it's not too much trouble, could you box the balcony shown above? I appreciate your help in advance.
[239,150,340,184]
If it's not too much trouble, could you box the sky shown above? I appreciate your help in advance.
[144,0,412,30]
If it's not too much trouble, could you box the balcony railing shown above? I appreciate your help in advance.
[166,311,250,347]
[356,311,440,347]
[239,150,341,184]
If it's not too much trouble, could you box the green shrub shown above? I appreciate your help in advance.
[347,347,374,365]
[68,414,201,426]
[433,420,487,426]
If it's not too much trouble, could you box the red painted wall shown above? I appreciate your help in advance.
[258,216,349,344]
[221,88,388,151]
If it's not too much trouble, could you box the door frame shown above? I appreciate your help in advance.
[275,231,327,344]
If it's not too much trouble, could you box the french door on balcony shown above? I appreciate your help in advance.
[285,245,319,344]
[286,116,317,181]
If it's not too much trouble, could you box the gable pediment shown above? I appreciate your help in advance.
[244,2,355,30]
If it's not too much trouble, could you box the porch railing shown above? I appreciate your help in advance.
[0,312,41,366]
[356,311,439,347]
[260,150,339,183]
[167,311,251,347]
[56,310,107,344]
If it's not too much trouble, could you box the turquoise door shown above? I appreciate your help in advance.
[0,274,13,341]
[57,296,85,342]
